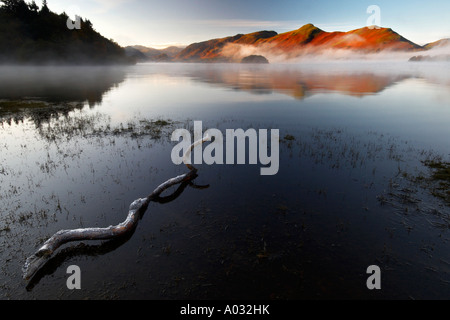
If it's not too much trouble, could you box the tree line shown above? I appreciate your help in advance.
[0,0,134,64]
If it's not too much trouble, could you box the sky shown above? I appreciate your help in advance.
[46,0,450,48]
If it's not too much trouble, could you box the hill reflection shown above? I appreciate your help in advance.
[186,64,413,99]
[128,62,450,101]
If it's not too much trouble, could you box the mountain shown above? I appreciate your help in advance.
[264,24,421,52]
[409,38,450,62]
[125,45,184,62]
[424,38,450,50]
[0,0,134,65]
[174,30,277,62]
[176,30,277,62]
[175,24,424,62]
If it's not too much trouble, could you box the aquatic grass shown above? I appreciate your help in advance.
[422,158,450,204]
[280,127,450,216]
[0,100,49,112]
[31,110,179,143]
[0,100,85,127]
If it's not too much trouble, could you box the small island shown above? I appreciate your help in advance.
[241,55,269,64]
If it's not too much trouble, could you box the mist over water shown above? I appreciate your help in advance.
[0,66,127,104]
[0,62,449,299]
[220,41,450,63]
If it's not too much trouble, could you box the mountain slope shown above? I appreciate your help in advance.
[175,30,277,61]
[175,24,423,62]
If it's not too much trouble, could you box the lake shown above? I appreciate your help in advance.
[0,61,449,299]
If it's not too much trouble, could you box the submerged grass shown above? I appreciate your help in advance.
[0,100,84,127]
[1,106,449,299]
[422,159,450,204]
[0,100,49,111]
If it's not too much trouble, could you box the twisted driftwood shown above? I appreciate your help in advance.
[23,135,209,281]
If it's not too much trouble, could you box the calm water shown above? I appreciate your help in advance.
[0,62,449,299]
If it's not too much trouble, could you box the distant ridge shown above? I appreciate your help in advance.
[124,45,184,62]
[424,38,450,50]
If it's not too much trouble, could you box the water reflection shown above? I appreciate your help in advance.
[1,62,449,300]
[138,62,450,100]
[187,66,409,99]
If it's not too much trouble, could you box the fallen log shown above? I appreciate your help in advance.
[23,135,209,281]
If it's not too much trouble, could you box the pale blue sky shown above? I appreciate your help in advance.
[47,0,450,48]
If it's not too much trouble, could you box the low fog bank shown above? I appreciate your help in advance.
[219,40,450,64]
[216,41,450,87]
[131,61,450,102]
[0,55,449,108]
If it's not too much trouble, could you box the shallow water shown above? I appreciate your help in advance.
[0,62,449,299]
